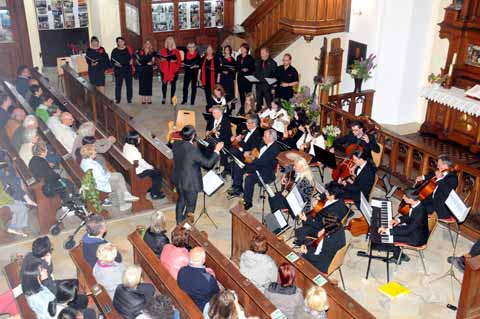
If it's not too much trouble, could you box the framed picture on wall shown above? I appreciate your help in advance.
[346,40,367,73]
[466,44,480,67]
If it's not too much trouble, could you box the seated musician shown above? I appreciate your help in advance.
[414,154,458,219]
[206,105,232,177]
[378,189,428,264]
[300,218,346,274]
[228,114,262,196]
[283,107,308,149]
[234,129,281,211]
[259,99,290,139]
[296,123,326,156]
[295,181,348,245]
[338,150,376,208]
[210,84,227,112]
[332,120,380,163]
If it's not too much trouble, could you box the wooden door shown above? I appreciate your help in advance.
[0,0,32,80]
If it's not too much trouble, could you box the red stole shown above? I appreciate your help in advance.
[201,56,215,88]
[159,48,181,83]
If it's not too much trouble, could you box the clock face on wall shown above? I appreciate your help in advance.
[250,0,263,8]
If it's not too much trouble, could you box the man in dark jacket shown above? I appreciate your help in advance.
[332,120,380,164]
[15,65,31,98]
[416,154,458,219]
[254,47,277,111]
[177,247,219,311]
[0,95,12,129]
[206,106,232,177]
[81,215,122,267]
[378,189,429,263]
[172,125,223,223]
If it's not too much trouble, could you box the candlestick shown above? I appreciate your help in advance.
[452,53,457,65]
[448,64,454,76]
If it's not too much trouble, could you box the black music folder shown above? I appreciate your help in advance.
[228,115,247,126]
[312,145,337,169]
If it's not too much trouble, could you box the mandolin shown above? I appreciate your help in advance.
[244,148,260,164]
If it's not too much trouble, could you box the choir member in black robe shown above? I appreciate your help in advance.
[85,36,109,93]
[275,53,299,101]
[236,43,255,115]
[135,40,156,104]
[111,37,133,104]
[181,42,201,105]
[254,47,277,111]
[199,45,220,112]
[218,45,236,104]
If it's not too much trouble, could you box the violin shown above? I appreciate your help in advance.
[307,198,327,219]
[244,148,260,164]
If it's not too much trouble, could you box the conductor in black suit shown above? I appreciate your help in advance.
[338,150,376,208]
[332,120,380,163]
[171,125,224,223]
[415,154,458,219]
[206,106,232,177]
[254,47,277,111]
[378,189,429,263]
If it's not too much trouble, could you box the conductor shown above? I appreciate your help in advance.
[172,125,224,223]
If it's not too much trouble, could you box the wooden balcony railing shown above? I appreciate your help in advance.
[319,103,480,240]
[327,89,375,117]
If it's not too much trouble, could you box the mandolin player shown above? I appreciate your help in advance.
[332,120,380,163]
[414,154,458,219]
[206,106,232,177]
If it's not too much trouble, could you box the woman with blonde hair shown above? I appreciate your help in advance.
[136,40,157,104]
[93,243,125,298]
[159,36,182,104]
[296,286,329,318]
[243,92,256,115]
[144,210,170,256]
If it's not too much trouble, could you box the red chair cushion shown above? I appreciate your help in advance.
[438,217,456,223]
[394,241,426,250]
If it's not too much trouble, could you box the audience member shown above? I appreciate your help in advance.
[71,121,115,160]
[29,141,61,184]
[295,286,329,319]
[93,243,125,298]
[239,235,277,290]
[5,107,26,139]
[177,247,220,312]
[47,280,96,319]
[206,290,248,319]
[0,94,12,128]
[80,144,138,210]
[22,259,56,319]
[136,295,179,319]
[113,265,155,319]
[0,181,29,237]
[448,239,480,272]
[144,210,170,256]
[46,106,62,135]
[15,65,31,97]
[12,114,37,150]
[123,131,165,199]
[81,215,122,267]
[160,225,190,279]
[35,96,54,123]
[54,112,77,153]
[18,128,39,165]
[28,85,43,111]
[264,263,304,318]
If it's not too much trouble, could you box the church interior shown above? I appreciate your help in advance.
[0,0,479,318]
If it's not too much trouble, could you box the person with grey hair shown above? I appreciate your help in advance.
[232,129,281,210]
[71,121,115,159]
[5,107,26,139]
[19,128,39,165]
[12,114,38,150]
[53,112,77,153]
[46,105,62,135]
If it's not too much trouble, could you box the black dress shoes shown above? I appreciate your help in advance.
[244,202,252,210]
[151,192,166,200]
[389,254,410,264]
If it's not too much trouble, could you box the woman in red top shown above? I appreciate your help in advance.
[198,45,220,112]
[159,36,182,104]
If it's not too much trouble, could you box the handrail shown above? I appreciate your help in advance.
[327,90,375,117]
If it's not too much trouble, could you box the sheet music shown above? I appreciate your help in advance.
[245,75,259,83]
[265,77,277,85]
[360,192,372,225]
[202,170,224,196]
[314,239,324,255]
[12,284,22,298]
[255,171,275,197]
[273,210,287,229]
[445,189,470,223]
[286,185,306,217]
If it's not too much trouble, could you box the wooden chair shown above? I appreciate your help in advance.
[372,143,384,168]
[175,109,196,129]
[394,212,438,274]
[56,57,72,90]
[324,243,350,290]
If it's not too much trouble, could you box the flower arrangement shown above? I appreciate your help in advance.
[322,125,341,148]
[80,169,102,213]
[428,73,447,85]
[318,77,334,92]
[350,54,377,80]
[283,86,320,122]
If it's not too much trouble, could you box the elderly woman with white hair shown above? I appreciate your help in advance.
[71,121,116,160]
[12,114,37,150]
[143,210,169,256]
[19,128,39,165]
[93,243,125,298]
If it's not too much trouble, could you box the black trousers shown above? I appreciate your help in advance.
[220,74,235,102]
[161,74,178,101]
[471,240,480,256]
[295,225,321,245]
[238,76,253,114]
[115,70,133,103]
[175,188,198,223]
[183,70,199,104]
[204,82,214,112]
[138,169,163,196]
[256,82,272,111]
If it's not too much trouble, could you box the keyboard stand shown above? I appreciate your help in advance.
[359,241,395,283]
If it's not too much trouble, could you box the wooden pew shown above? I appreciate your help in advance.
[3,257,36,319]
[61,65,176,201]
[30,70,153,213]
[457,254,480,319]
[230,202,375,319]
[186,224,282,319]
[69,244,122,319]
[128,230,203,319]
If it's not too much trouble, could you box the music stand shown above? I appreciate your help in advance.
[265,210,291,236]
[195,170,224,228]
[312,145,337,183]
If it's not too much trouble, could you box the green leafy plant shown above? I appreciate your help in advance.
[349,54,377,80]
[286,86,321,122]
[80,169,102,213]
[428,72,447,84]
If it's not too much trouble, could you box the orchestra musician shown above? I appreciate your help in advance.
[210,84,227,112]
[236,43,255,115]
[85,36,109,93]
[295,181,348,246]
[378,189,428,263]
[206,106,232,177]
[181,42,201,105]
[259,99,290,140]
[414,154,458,219]
[171,125,224,224]
[135,40,156,105]
[228,115,263,197]
[254,47,277,111]
[338,150,376,208]
[275,53,299,101]
[111,37,133,104]
[283,107,308,149]
[199,45,220,112]
[332,120,380,162]
[159,37,182,105]
[299,218,346,274]
[218,45,236,103]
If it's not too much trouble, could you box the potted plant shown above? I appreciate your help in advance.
[349,54,377,93]
[322,125,341,148]
[80,169,103,214]
[427,73,447,88]
[285,86,321,123]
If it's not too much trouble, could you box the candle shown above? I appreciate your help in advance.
[449,63,454,76]
[452,53,457,65]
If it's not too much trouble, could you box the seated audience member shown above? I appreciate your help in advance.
[0,181,30,237]
[15,65,31,97]
[264,263,304,319]
[28,85,44,111]
[177,247,220,312]
[80,144,138,210]
[93,242,125,298]
[35,96,54,123]
[113,265,155,319]
[206,290,249,319]
[144,210,170,256]
[123,131,165,199]
[136,294,179,319]
[29,142,60,184]
[295,286,329,319]
[160,225,190,279]
[56,307,78,319]
[54,112,77,153]
[81,215,122,267]
[448,239,480,272]
[71,121,115,160]
[19,128,39,165]
[0,94,12,128]
[12,114,37,150]
[240,235,277,289]
[46,105,62,134]
[26,79,40,100]
[22,260,56,319]
[47,281,96,319]
[5,107,26,139]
